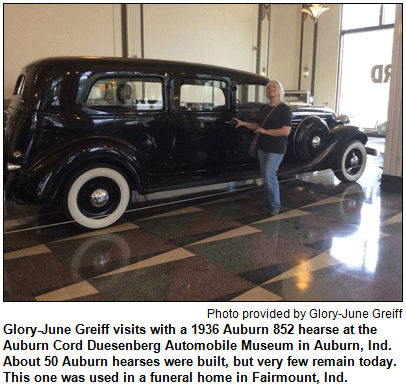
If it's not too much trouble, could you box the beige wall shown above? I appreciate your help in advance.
[4,3,341,109]
[297,4,341,109]
[269,4,302,91]
[314,4,341,109]
[142,4,258,73]
[4,4,121,97]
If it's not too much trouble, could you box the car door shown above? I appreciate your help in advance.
[169,77,236,174]
[88,76,176,177]
[225,81,268,169]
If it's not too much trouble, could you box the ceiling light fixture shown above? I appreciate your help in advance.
[301,4,329,22]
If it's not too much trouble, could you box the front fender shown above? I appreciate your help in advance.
[322,125,368,165]
[12,138,146,204]
[293,125,368,174]
[329,124,367,145]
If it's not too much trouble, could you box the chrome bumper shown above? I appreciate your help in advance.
[366,147,378,156]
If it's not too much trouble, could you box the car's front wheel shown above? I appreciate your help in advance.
[64,167,130,229]
[333,140,367,182]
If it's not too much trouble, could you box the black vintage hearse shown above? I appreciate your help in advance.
[4,57,373,229]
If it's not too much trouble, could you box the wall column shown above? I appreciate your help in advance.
[256,4,271,77]
[126,4,143,58]
[381,4,402,193]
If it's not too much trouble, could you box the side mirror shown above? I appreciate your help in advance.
[335,114,350,125]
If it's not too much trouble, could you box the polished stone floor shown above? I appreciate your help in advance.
[3,139,402,301]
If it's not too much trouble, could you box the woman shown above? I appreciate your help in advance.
[234,80,291,216]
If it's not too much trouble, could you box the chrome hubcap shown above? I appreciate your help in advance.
[90,189,109,207]
[350,154,359,167]
[311,136,321,148]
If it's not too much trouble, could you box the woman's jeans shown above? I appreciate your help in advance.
[257,149,284,213]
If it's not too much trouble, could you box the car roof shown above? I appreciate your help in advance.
[25,56,269,84]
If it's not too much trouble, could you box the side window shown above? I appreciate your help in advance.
[85,77,163,110]
[174,79,228,111]
[13,75,26,96]
[43,76,64,110]
[236,83,267,110]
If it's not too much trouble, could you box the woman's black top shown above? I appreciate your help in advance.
[255,102,292,154]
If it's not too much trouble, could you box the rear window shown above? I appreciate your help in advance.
[13,75,26,96]
[85,77,164,111]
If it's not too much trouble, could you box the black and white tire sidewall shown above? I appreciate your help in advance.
[339,142,367,182]
[67,168,130,229]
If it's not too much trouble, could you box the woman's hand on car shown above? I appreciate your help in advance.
[233,119,259,131]
[233,118,245,128]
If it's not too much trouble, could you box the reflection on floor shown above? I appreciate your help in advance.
[4,155,402,302]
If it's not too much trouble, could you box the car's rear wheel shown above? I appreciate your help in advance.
[333,140,367,182]
[64,166,130,229]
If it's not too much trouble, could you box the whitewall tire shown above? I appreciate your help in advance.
[65,167,130,229]
[333,141,367,182]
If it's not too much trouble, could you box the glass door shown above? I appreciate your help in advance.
[338,4,395,133]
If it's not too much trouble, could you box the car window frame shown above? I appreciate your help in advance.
[236,81,268,112]
[40,75,67,111]
[82,75,166,114]
[171,76,231,113]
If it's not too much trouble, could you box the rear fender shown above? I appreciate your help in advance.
[12,138,146,204]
